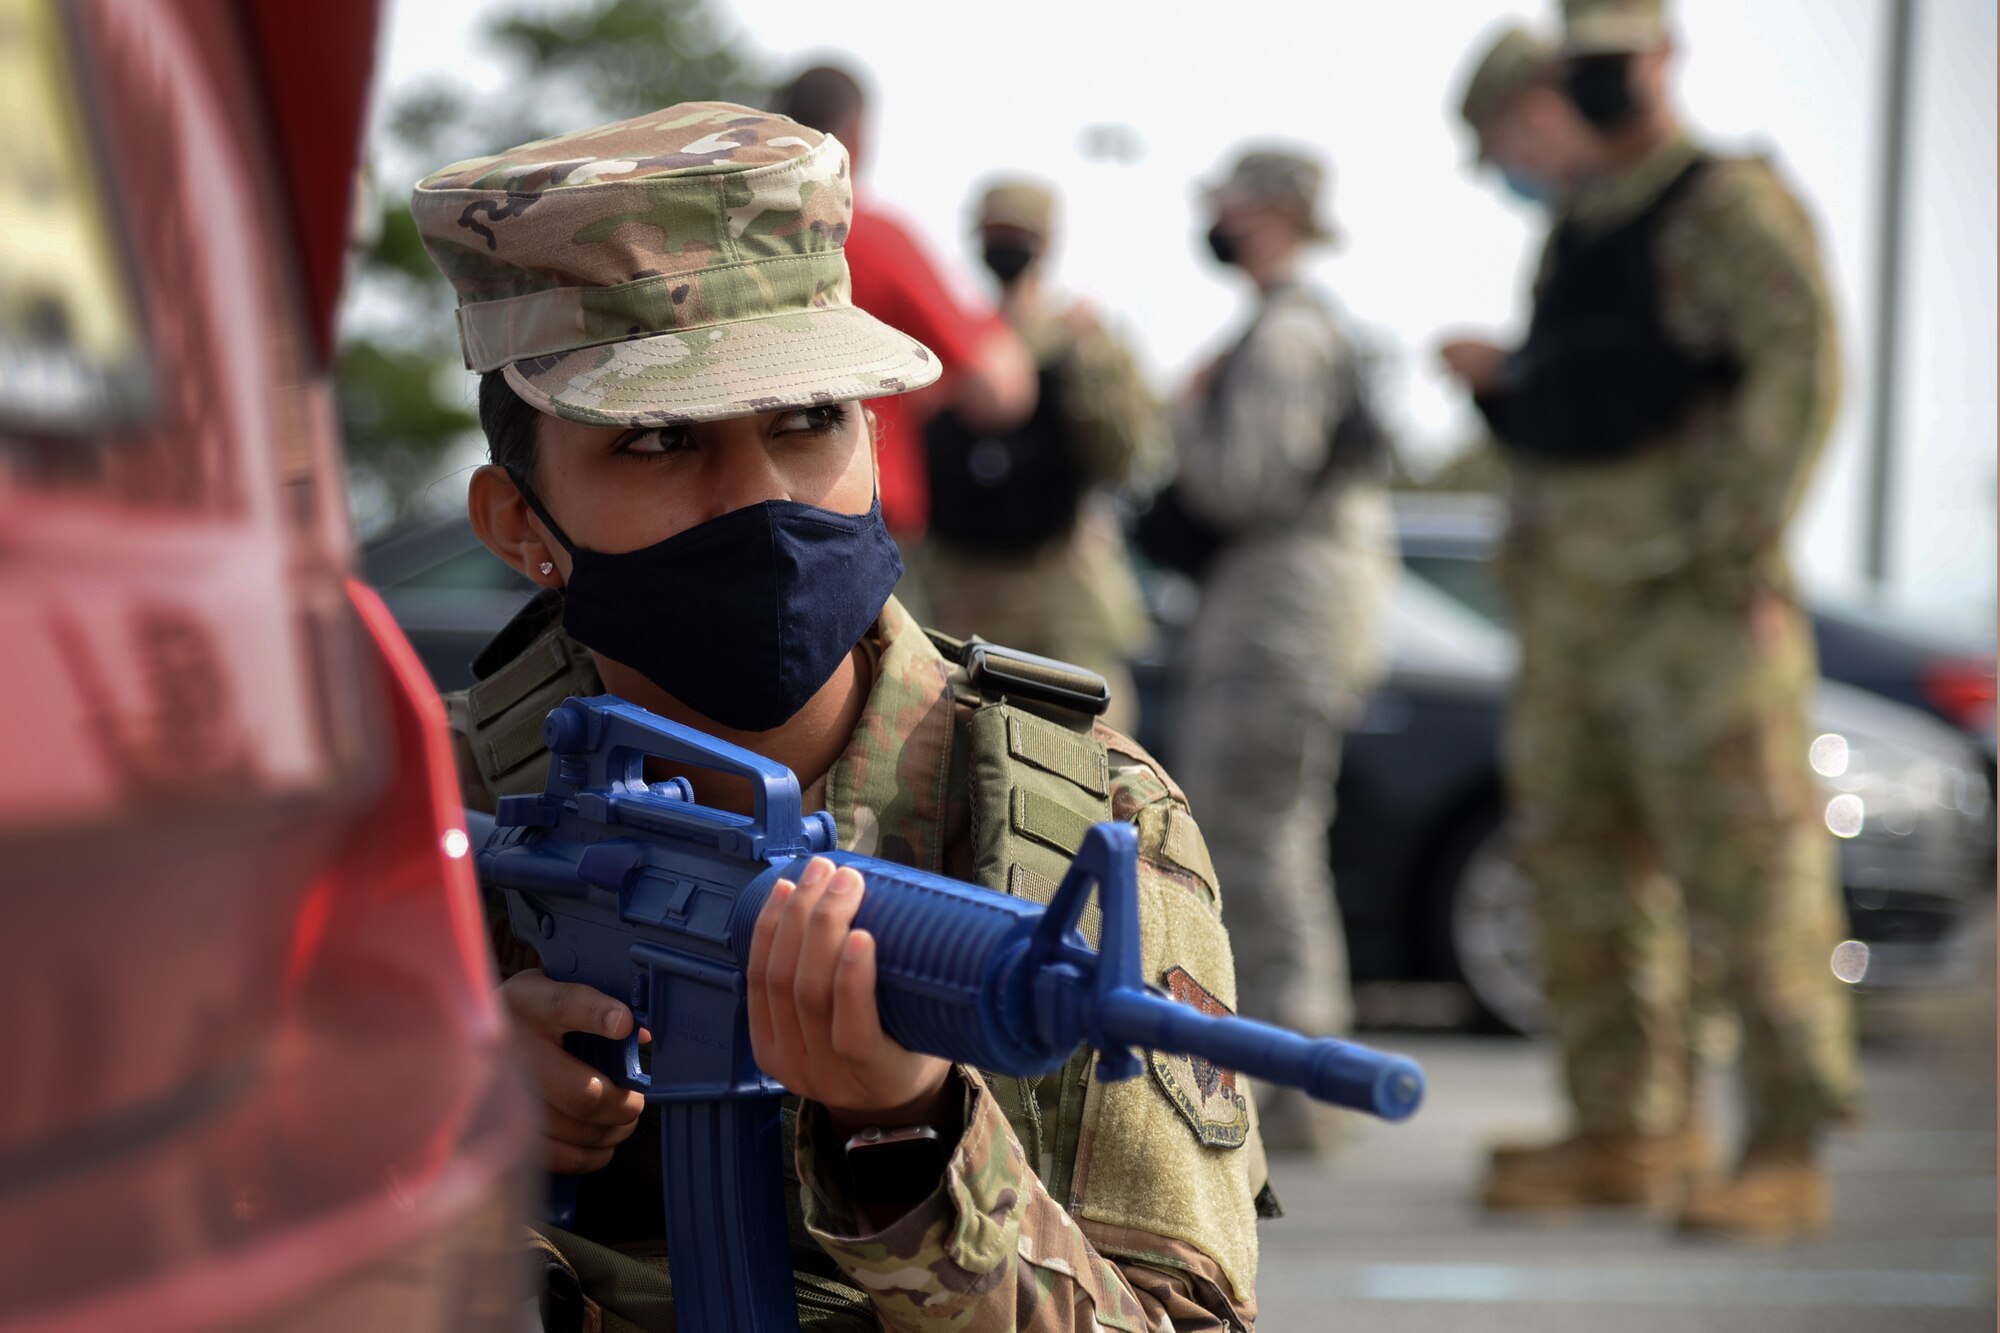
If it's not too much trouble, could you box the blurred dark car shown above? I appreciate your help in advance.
[1,5,527,1330]
[370,513,1996,1036]
[363,516,543,685]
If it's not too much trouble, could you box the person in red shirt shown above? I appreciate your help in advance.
[781,65,1036,539]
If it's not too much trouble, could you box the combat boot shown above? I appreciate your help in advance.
[1676,1144,1829,1242]
[1489,1118,1713,1174]
[1480,1132,1690,1210]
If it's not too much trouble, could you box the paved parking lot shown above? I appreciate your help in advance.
[1255,920,1996,1332]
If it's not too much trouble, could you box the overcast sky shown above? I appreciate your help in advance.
[376,0,1995,623]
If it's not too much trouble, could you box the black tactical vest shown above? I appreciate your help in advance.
[1481,154,1742,463]
[923,359,1086,554]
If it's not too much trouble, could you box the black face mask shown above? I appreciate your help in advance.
[1205,223,1240,267]
[982,242,1037,285]
[1565,53,1641,132]
[514,475,903,733]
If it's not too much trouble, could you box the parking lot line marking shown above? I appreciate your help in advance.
[1351,1265,1990,1308]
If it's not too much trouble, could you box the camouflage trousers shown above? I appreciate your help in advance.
[1506,580,1859,1146]
[1172,677,1354,1149]
[528,1224,876,1333]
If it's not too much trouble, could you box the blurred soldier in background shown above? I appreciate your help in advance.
[1165,147,1397,1155]
[1441,0,1858,1241]
[920,179,1165,734]
[779,65,1036,547]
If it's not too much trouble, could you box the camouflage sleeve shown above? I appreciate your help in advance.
[1170,298,1345,531]
[1059,315,1170,488]
[799,1069,1237,1331]
[1665,160,1842,583]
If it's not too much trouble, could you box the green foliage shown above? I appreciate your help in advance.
[339,0,770,536]
[490,0,768,133]
[337,341,478,470]
[367,197,447,288]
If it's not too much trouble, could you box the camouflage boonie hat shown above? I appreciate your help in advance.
[410,102,939,426]
[1562,0,1668,54]
[1459,24,1557,133]
[1204,148,1335,241]
[975,179,1057,241]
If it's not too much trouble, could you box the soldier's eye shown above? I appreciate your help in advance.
[617,426,692,457]
[775,403,849,437]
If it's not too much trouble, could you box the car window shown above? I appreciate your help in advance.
[1402,552,1513,628]
[1808,589,1995,656]
[1388,567,1519,677]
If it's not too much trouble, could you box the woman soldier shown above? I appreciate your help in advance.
[413,104,1268,1331]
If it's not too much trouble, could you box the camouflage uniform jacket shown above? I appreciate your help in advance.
[924,303,1164,669]
[448,593,1266,1331]
[1500,133,1842,607]
[1170,284,1396,712]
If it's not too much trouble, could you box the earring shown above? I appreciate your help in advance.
[537,561,555,576]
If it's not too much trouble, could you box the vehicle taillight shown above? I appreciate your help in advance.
[1922,657,1998,734]
[317,579,498,1011]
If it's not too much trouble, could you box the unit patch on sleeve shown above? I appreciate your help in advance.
[1146,965,1250,1149]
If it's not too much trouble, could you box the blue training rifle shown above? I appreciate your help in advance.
[467,694,1424,1332]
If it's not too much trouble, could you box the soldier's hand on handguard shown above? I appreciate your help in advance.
[1437,337,1509,393]
[498,969,649,1174]
[747,857,956,1137]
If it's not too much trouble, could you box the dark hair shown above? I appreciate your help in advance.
[479,370,542,484]
[780,64,865,135]
[1564,53,1640,132]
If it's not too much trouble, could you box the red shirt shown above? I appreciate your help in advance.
[844,195,1004,537]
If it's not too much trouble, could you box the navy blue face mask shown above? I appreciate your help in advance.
[1500,167,1557,207]
[513,474,903,733]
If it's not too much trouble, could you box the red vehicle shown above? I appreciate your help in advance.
[0,3,530,1329]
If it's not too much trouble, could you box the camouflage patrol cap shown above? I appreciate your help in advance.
[410,102,939,426]
[1459,24,1557,132]
[975,179,1057,241]
[1204,148,1335,241]
[1562,0,1669,54]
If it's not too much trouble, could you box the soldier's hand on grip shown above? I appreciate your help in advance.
[499,969,649,1174]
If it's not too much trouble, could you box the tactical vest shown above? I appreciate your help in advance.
[1493,153,1742,463]
[923,628,1116,1203]
[450,595,1269,1326]
[923,358,1087,554]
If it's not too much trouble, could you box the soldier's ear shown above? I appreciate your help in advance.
[468,464,565,588]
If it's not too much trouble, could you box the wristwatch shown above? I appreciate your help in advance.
[842,1122,955,1209]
